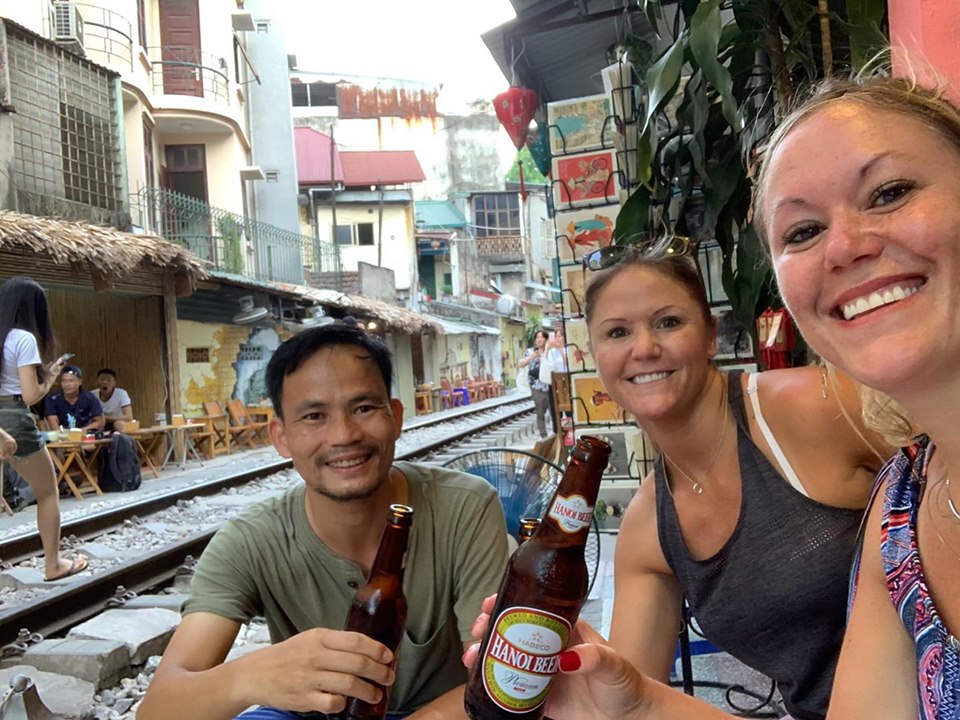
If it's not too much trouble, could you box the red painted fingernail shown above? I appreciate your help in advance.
[558,650,581,672]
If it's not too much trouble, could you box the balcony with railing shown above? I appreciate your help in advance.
[70,3,134,73]
[476,235,526,263]
[146,46,230,104]
[134,188,341,287]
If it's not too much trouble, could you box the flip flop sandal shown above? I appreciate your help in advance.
[44,555,88,582]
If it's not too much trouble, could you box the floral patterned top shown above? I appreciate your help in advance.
[854,436,960,719]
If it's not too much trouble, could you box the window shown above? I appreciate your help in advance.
[291,80,338,108]
[265,169,279,183]
[256,21,269,33]
[334,222,375,246]
[471,193,520,238]
[186,347,210,363]
[143,120,155,189]
[137,0,148,48]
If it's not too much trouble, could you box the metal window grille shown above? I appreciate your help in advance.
[7,27,122,223]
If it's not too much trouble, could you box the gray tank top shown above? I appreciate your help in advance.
[655,371,862,720]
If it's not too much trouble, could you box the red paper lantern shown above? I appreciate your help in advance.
[493,85,539,198]
[493,86,539,149]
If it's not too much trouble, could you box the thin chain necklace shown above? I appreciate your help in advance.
[662,381,729,496]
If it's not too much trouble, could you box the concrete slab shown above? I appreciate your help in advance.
[21,637,129,690]
[0,664,95,719]
[68,608,179,665]
[78,542,135,560]
[121,593,187,612]
[0,567,47,589]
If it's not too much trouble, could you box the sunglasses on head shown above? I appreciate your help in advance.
[581,235,693,271]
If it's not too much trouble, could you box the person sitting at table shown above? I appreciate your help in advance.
[44,366,104,433]
[96,368,132,433]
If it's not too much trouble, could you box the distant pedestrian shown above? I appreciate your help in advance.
[517,329,553,437]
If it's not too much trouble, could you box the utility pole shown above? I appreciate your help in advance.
[377,184,384,267]
[330,123,340,281]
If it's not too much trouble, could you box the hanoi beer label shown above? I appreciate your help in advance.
[548,493,593,533]
[481,606,571,713]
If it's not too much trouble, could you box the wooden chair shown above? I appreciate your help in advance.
[197,402,232,456]
[204,401,256,450]
[439,377,460,409]
[225,399,271,448]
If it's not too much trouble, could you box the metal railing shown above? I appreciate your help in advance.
[146,46,229,103]
[134,187,341,286]
[74,3,134,72]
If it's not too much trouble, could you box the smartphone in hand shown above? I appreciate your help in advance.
[58,353,74,364]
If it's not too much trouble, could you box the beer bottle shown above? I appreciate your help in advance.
[464,436,610,720]
[517,517,540,545]
[340,504,414,720]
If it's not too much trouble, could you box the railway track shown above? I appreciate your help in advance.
[0,398,536,648]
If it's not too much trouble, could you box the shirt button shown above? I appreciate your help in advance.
[347,580,359,589]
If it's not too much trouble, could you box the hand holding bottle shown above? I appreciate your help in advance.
[464,595,648,720]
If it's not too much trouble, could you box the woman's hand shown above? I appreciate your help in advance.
[464,596,648,720]
[0,430,16,460]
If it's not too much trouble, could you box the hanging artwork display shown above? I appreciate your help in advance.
[547,93,615,154]
[552,149,617,208]
[570,372,631,425]
[555,206,617,263]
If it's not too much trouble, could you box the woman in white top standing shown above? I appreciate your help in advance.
[0,276,87,581]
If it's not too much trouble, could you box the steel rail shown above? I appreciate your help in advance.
[0,401,534,647]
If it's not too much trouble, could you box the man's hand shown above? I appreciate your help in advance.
[234,627,396,713]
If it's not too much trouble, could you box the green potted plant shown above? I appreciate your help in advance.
[615,0,887,335]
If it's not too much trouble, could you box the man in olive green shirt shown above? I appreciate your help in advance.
[139,324,509,720]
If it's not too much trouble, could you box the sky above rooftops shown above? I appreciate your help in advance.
[271,0,517,114]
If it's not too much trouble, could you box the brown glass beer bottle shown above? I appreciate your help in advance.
[464,436,610,720]
[340,504,413,720]
[517,517,540,545]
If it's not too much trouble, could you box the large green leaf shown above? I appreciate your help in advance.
[689,0,741,130]
[642,0,664,35]
[613,185,651,244]
[839,0,888,70]
[642,35,685,136]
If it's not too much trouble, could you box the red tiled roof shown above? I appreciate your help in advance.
[294,127,344,185]
[340,151,425,187]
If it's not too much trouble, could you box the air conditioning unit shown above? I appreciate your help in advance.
[49,2,85,56]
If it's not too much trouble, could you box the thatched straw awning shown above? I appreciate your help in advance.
[0,211,208,286]
[302,288,442,335]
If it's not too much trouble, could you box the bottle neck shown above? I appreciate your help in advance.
[369,522,410,578]
[537,456,604,541]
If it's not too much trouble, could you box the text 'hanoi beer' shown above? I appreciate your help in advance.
[464,436,610,720]
[340,504,413,720]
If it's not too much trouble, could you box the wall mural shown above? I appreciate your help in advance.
[180,320,291,412]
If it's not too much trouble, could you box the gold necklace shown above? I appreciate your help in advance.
[662,381,729,496]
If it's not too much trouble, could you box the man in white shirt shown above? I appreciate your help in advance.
[96,368,132,433]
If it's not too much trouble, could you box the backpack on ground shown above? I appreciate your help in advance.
[98,433,142,492]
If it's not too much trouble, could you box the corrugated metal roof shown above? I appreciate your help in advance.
[294,127,345,185]
[481,3,655,103]
[339,151,425,186]
[424,315,500,336]
[414,200,466,229]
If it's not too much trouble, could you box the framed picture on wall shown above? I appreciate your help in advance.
[555,206,618,263]
[547,93,615,154]
[552,149,618,208]
[570,372,630,425]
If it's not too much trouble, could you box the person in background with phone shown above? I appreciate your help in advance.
[0,276,88,581]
